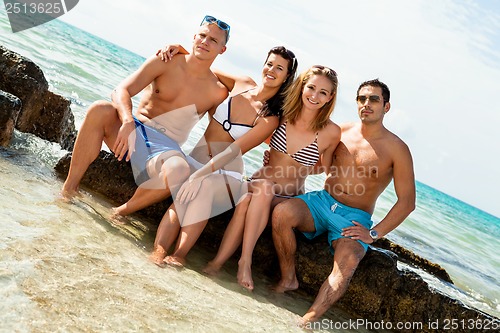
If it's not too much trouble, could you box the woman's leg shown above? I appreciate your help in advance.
[237,179,276,290]
[165,174,243,267]
[203,193,252,275]
[149,203,182,267]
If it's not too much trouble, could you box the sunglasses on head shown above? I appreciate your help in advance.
[356,95,381,103]
[312,65,337,77]
[284,48,297,70]
[200,15,230,39]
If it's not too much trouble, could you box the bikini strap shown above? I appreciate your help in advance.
[204,134,213,158]
[226,88,254,124]
[251,112,262,126]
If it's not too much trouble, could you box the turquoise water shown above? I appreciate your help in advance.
[375,182,499,314]
[1,12,498,328]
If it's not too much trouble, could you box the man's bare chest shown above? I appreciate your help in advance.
[333,141,387,179]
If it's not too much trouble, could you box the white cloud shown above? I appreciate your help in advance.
[59,0,500,216]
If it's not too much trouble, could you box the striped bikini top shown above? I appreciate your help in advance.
[269,122,320,167]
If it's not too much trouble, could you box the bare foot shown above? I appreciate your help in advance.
[297,316,313,329]
[163,255,185,268]
[272,278,299,293]
[149,246,167,267]
[56,189,81,203]
[237,260,254,291]
[202,261,222,276]
[298,313,317,328]
[110,207,129,225]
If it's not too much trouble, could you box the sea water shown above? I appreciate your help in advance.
[0,12,498,332]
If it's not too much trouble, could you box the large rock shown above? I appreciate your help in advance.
[54,151,172,219]
[55,151,498,332]
[0,46,76,150]
[0,90,22,146]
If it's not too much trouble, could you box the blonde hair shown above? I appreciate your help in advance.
[281,65,338,132]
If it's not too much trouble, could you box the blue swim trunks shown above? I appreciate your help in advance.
[297,189,373,253]
[130,116,185,185]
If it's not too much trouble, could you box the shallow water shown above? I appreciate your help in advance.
[1,139,381,332]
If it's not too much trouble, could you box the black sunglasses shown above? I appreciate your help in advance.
[200,15,230,40]
[356,95,381,103]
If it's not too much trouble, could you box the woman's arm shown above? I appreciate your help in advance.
[156,44,256,93]
[176,116,279,203]
[319,122,341,174]
[212,68,256,92]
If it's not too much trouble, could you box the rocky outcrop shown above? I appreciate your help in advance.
[54,151,498,332]
[54,151,173,219]
[373,237,453,283]
[0,90,22,146]
[0,46,76,150]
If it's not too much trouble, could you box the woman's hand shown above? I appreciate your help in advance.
[262,149,270,166]
[176,175,207,204]
[156,44,187,62]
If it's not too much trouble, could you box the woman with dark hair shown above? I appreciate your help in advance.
[204,65,342,290]
[149,45,298,267]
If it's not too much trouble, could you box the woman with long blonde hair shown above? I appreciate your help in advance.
[204,65,341,290]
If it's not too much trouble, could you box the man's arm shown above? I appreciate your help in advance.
[370,142,416,239]
[112,55,168,119]
[344,141,416,243]
[110,55,171,160]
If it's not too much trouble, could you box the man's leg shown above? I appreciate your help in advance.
[272,198,316,292]
[112,188,170,217]
[61,101,121,198]
[112,154,191,217]
[301,238,366,323]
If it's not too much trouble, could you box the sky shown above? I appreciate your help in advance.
[54,0,500,217]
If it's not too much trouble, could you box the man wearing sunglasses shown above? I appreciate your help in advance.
[272,79,416,325]
[60,16,231,209]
